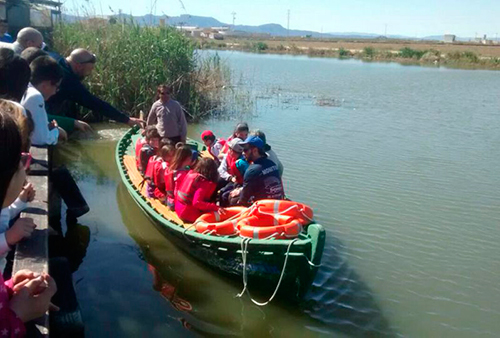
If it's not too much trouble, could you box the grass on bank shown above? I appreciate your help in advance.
[53,21,230,121]
[199,38,500,70]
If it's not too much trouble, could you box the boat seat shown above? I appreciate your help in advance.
[122,155,190,228]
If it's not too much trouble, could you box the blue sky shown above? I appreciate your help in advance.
[67,0,500,38]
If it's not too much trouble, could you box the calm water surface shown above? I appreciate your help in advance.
[56,51,500,337]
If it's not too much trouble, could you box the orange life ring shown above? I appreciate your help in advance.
[250,200,314,225]
[239,219,303,239]
[195,206,247,235]
[236,214,294,228]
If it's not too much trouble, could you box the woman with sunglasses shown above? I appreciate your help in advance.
[0,109,57,336]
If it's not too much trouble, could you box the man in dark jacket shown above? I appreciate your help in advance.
[237,135,285,206]
[46,48,143,127]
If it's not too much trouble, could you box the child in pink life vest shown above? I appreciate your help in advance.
[164,144,196,210]
[175,158,221,223]
[200,130,225,164]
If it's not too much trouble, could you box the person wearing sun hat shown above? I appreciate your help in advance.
[234,135,284,206]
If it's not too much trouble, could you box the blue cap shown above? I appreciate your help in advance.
[240,135,264,149]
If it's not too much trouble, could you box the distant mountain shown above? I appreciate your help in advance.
[62,13,465,41]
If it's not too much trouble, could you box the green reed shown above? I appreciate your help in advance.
[52,20,229,121]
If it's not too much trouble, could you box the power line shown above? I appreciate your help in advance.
[231,11,236,29]
[287,9,290,38]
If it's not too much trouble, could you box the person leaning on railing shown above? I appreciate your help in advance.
[20,47,92,135]
[46,48,144,128]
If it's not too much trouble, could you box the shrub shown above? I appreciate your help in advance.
[338,47,350,57]
[399,47,426,59]
[363,46,375,58]
[447,51,479,63]
[52,21,228,121]
[253,42,269,52]
[462,51,479,63]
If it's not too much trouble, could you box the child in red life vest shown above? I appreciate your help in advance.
[218,138,246,186]
[138,126,161,176]
[200,130,225,164]
[175,158,221,223]
[135,132,146,168]
[151,141,176,200]
[219,122,249,160]
[145,138,173,198]
[164,144,197,210]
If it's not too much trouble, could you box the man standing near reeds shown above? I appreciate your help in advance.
[46,48,144,127]
[147,84,187,144]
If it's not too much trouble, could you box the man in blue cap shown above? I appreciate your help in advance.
[236,135,284,206]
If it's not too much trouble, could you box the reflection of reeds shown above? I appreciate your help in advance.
[52,20,234,121]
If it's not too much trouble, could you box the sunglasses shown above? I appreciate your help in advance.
[79,54,97,64]
[21,152,32,170]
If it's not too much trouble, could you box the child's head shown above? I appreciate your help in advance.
[159,139,175,163]
[201,130,216,147]
[228,138,243,159]
[0,100,32,152]
[0,48,30,102]
[20,47,48,65]
[194,158,219,184]
[145,126,161,149]
[0,109,26,208]
[170,144,194,170]
[233,122,249,140]
[30,55,63,100]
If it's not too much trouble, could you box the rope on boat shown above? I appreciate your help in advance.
[303,255,322,268]
[182,224,197,242]
[236,237,299,306]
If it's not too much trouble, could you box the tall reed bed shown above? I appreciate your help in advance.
[52,20,229,121]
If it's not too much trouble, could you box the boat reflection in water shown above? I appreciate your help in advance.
[117,183,397,337]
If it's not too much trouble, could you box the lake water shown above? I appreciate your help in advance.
[56,51,500,337]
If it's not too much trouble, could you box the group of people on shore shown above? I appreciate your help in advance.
[0,26,146,335]
[137,115,285,223]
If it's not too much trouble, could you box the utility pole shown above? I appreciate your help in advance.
[287,9,290,38]
[231,11,236,30]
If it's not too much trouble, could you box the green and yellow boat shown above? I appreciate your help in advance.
[116,127,325,299]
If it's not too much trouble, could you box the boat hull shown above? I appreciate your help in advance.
[116,127,326,298]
